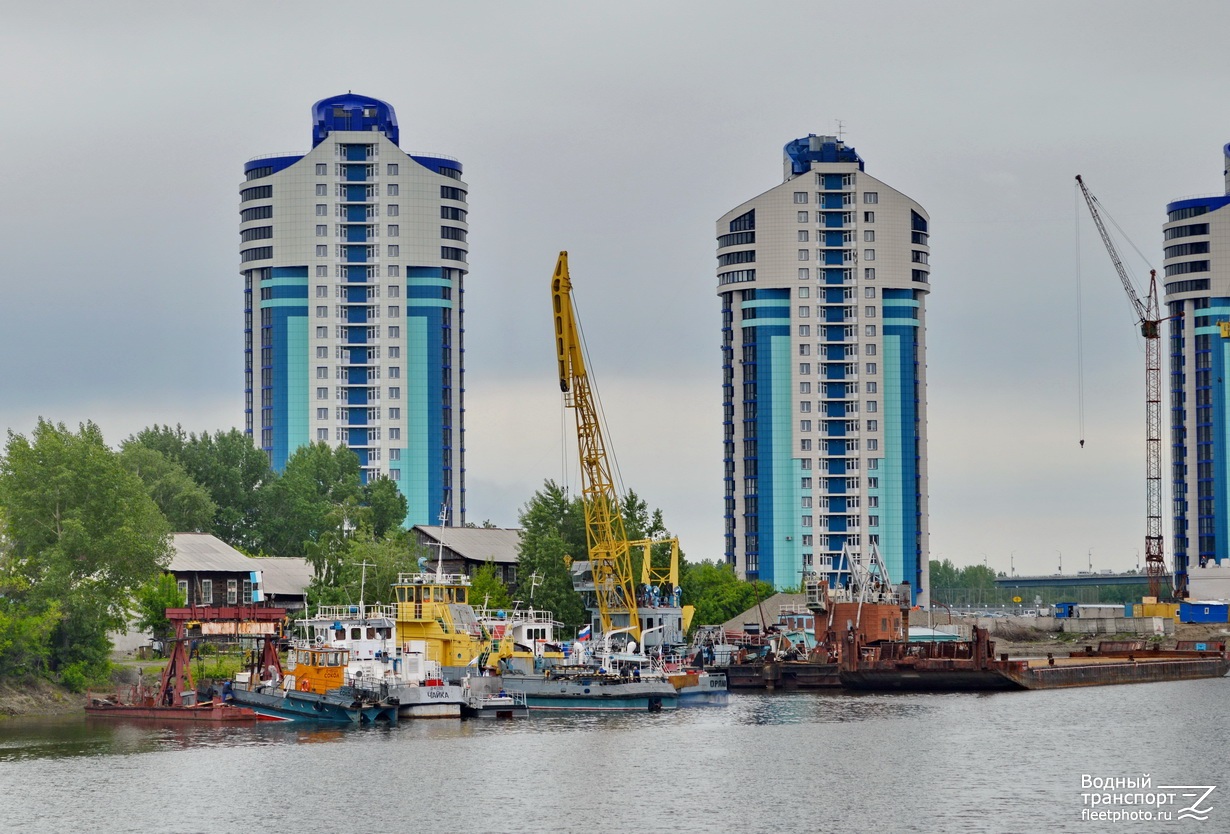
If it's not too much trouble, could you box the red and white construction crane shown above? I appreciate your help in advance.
[1075,174,1176,599]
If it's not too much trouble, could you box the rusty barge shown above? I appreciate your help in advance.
[839,627,1230,691]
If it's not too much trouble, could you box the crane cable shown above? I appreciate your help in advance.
[1075,182,1086,449]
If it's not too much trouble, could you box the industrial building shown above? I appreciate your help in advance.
[715,135,930,600]
[240,93,466,526]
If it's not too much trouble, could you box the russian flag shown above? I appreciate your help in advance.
[577,625,592,641]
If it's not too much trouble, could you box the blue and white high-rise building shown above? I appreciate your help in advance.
[241,93,466,526]
[1163,143,1230,597]
[716,135,930,600]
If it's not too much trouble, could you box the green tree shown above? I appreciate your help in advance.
[309,531,425,608]
[362,476,407,539]
[680,560,774,631]
[515,481,587,629]
[0,420,171,679]
[119,444,217,532]
[131,426,272,551]
[259,442,362,557]
[132,573,186,644]
[469,562,512,612]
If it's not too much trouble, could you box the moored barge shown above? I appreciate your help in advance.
[839,628,1230,691]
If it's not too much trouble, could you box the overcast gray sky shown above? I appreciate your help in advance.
[3,2,1228,576]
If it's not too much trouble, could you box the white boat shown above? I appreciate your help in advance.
[300,605,465,718]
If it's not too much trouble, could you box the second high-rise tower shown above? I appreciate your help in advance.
[716,135,930,600]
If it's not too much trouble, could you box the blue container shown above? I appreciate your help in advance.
[1179,602,1230,624]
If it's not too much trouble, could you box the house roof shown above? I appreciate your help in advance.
[169,533,254,573]
[254,556,314,596]
[169,533,311,596]
[414,526,522,565]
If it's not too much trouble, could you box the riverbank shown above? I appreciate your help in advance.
[0,678,80,718]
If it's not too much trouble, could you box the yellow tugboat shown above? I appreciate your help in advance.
[391,570,504,678]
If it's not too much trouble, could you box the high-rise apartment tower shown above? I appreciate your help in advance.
[241,93,466,526]
[1163,143,1230,594]
[716,135,930,600]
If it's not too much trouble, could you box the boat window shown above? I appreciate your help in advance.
[334,627,345,640]
[456,588,466,604]
[396,587,406,602]
[414,587,423,603]
[366,627,376,639]
[351,627,362,640]
[327,652,340,667]
[433,587,444,602]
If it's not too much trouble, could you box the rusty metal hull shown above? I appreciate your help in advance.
[1005,656,1230,690]
[839,667,1021,692]
[726,661,841,690]
[85,699,278,722]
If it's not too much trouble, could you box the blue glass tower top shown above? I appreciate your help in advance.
[311,93,399,147]
[784,134,865,176]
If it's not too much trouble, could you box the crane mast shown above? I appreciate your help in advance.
[551,251,641,639]
[1074,175,1174,599]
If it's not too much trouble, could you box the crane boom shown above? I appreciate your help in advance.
[551,251,641,638]
[1074,175,1174,598]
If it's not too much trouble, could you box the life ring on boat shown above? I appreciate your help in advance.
[300,678,310,691]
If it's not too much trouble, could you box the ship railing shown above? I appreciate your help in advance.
[395,572,472,587]
[312,604,397,621]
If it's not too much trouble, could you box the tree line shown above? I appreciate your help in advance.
[0,419,772,691]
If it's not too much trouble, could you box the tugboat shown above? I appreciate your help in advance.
[300,604,465,718]
[227,638,398,724]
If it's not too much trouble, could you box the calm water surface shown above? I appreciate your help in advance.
[2,681,1227,833]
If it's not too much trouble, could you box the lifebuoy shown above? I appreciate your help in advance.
[300,678,310,691]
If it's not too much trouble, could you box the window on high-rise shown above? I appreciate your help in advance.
[798,249,809,261]
[388,326,400,338]
[864,287,876,298]
[866,382,877,393]
[798,325,810,337]
[316,286,327,298]
[866,401,878,413]
[317,428,329,441]
[865,325,876,336]
[316,184,328,196]
[316,387,328,400]
[798,230,809,242]
[387,163,399,176]
[316,327,328,338]
[389,427,401,440]
[864,306,876,318]
[799,363,811,374]
[864,192,878,204]
[799,381,811,393]
[316,306,327,318]
[867,419,878,431]
[317,408,328,420]
[389,387,401,400]
[798,306,809,318]
[793,192,808,204]
[797,211,808,222]
[864,230,875,242]
[389,407,400,419]
[316,204,327,216]
[316,225,327,236]
[387,225,399,237]
[388,204,399,216]
[864,211,875,223]
[798,268,809,280]
[798,287,809,299]
[315,163,327,175]
[864,249,875,261]
[387,184,399,196]
[865,363,877,374]
[316,265,328,277]
[388,245,399,257]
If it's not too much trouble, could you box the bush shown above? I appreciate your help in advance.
[59,662,90,693]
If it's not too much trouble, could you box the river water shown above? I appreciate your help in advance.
[1,680,1226,833]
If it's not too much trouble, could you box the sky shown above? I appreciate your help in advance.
[3,2,1230,578]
